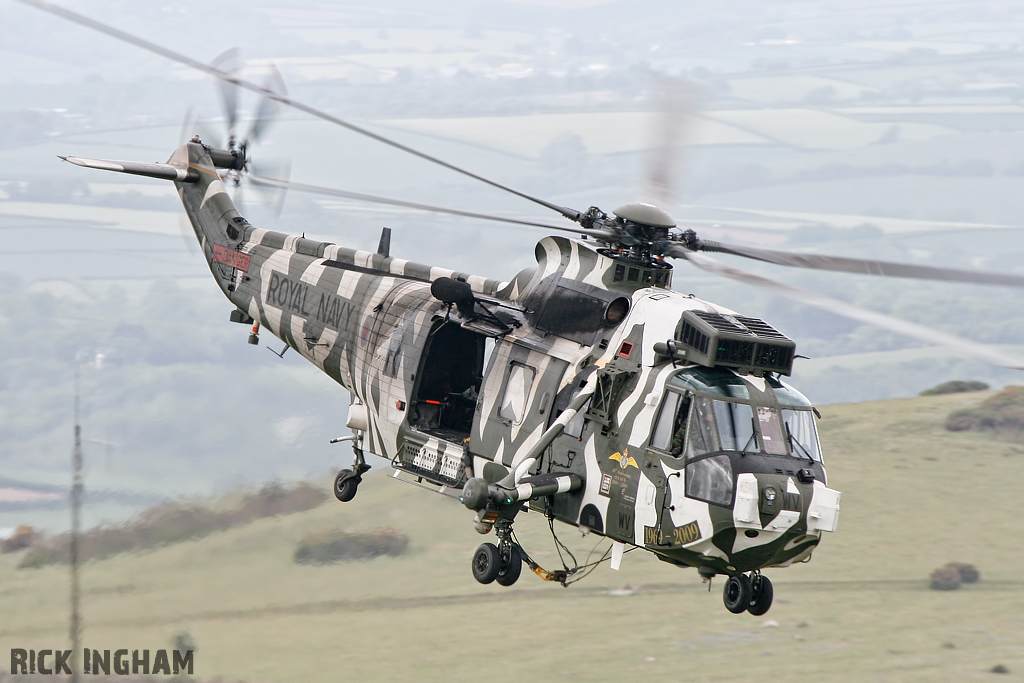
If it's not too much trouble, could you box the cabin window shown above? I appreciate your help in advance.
[499,362,535,425]
[782,409,822,462]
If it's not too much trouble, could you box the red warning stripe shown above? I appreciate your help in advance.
[212,244,251,272]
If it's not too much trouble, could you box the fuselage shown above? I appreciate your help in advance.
[85,139,839,582]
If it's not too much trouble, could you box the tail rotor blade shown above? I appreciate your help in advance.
[176,107,202,255]
[180,106,224,148]
[248,157,291,218]
[248,63,287,145]
[211,47,242,142]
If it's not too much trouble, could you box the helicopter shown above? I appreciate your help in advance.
[26,0,1024,616]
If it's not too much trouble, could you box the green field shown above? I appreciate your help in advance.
[3,391,1024,682]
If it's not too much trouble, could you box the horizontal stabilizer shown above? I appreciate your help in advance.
[59,155,198,182]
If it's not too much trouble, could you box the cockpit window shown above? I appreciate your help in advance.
[651,391,692,456]
[669,366,749,400]
[782,409,822,462]
[756,406,788,455]
[651,391,681,452]
[685,396,720,460]
[650,376,824,464]
[712,401,756,452]
[766,375,814,408]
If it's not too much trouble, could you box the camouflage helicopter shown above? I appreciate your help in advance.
[29,0,1024,616]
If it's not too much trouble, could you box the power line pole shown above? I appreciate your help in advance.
[70,366,83,683]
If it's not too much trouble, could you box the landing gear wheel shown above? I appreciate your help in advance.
[471,542,502,584]
[723,573,753,614]
[496,544,523,587]
[334,469,358,502]
[747,574,774,616]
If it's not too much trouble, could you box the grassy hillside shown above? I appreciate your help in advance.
[2,391,1023,682]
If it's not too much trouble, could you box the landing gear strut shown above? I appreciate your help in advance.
[471,520,523,586]
[723,571,773,615]
[333,441,371,503]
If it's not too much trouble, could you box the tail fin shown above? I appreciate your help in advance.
[61,141,253,295]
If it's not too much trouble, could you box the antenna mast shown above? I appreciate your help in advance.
[70,366,83,683]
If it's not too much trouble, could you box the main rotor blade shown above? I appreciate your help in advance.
[248,175,614,239]
[16,0,584,223]
[697,239,1024,289]
[666,245,1024,370]
[640,77,695,209]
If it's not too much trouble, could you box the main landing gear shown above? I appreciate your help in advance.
[723,571,774,615]
[333,441,371,503]
[471,521,523,587]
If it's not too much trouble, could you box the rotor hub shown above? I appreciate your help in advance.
[613,202,676,229]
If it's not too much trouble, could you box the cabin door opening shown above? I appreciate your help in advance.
[409,322,485,441]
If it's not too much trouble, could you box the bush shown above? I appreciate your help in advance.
[1,525,40,553]
[930,565,962,590]
[920,380,989,396]
[294,527,410,565]
[229,482,325,524]
[18,481,327,569]
[946,561,980,584]
[945,386,1024,435]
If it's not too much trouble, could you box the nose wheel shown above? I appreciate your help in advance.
[747,572,774,615]
[471,519,524,587]
[723,572,773,615]
[471,541,524,586]
[471,542,502,583]
[495,543,523,586]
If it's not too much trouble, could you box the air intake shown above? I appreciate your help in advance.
[675,310,796,375]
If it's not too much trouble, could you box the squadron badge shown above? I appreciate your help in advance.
[609,449,639,469]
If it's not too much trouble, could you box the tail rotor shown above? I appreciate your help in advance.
[181,48,292,219]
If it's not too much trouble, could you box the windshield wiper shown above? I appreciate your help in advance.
[742,417,758,452]
[785,423,814,461]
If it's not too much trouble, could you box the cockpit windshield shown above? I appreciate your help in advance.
[712,400,756,451]
[782,408,822,462]
[756,406,788,455]
[652,367,824,463]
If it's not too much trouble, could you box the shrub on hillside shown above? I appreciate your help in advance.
[1,525,41,553]
[294,527,410,565]
[946,561,980,584]
[945,385,1024,435]
[929,562,981,590]
[230,481,325,523]
[18,482,327,569]
[920,380,989,396]
[930,564,962,590]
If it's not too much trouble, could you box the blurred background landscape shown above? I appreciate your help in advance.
[2,1,1024,678]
